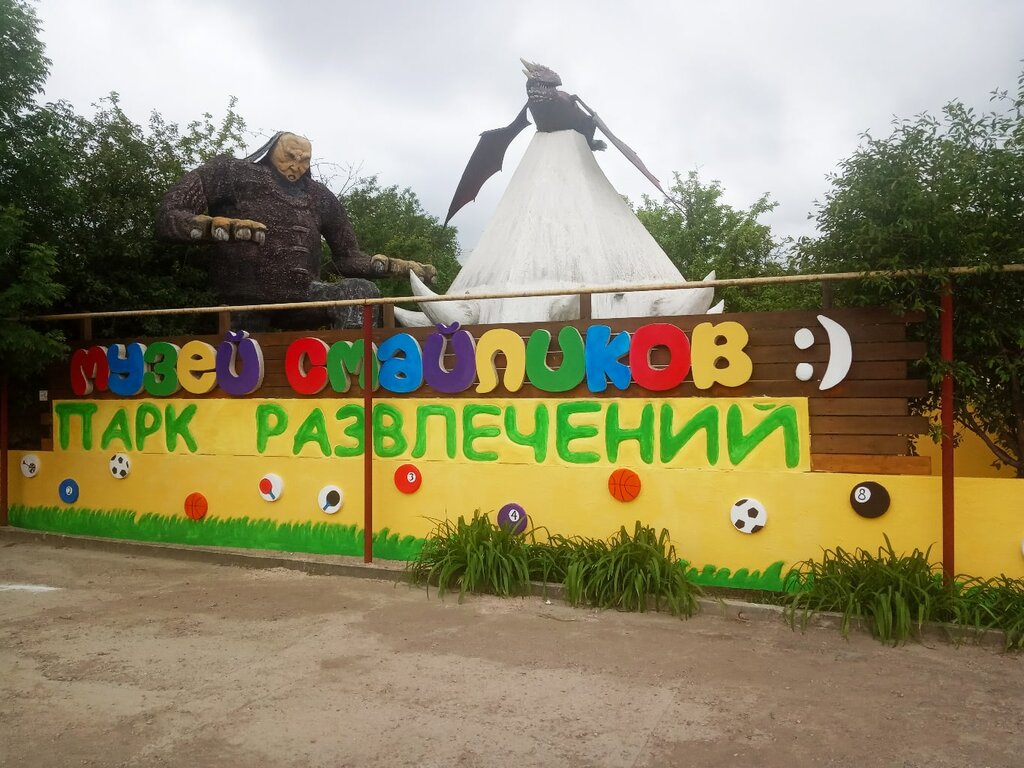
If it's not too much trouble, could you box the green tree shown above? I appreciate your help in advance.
[0,0,47,125]
[634,171,807,312]
[0,206,64,374]
[339,175,462,297]
[0,0,65,373]
[798,72,1024,475]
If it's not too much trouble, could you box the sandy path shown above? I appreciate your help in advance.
[1,538,1021,767]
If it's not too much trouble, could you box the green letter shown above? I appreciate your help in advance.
[293,408,331,456]
[555,401,601,464]
[726,403,800,468]
[326,340,379,392]
[134,402,163,450]
[412,404,457,459]
[56,402,98,450]
[526,327,586,392]
[256,403,288,453]
[333,404,365,457]
[165,404,198,453]
[605,403,654,464]
[373,403,407,458]
[143,341,180,396]
[660,404,720,465]
[463,404,501,462]
[100,408,133,451]
[505,404,549,463]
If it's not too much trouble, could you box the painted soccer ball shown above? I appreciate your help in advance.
[730,497,767,534]
[108,453,131,479]
[317,485,344,514]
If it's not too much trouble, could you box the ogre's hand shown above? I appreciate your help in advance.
[387,257,437,284]
[370,254,390,275]
[189,215,267,244]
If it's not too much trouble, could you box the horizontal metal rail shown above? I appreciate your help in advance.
[25,263,1024,322]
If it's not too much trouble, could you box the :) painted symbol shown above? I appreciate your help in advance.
[792,315,853,391]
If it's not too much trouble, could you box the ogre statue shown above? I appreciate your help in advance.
[156,131,434,329]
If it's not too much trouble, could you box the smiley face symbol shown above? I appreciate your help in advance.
[793,315,853,391]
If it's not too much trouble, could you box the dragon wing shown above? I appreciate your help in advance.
[573,96,678,209]
[444,104,531,225]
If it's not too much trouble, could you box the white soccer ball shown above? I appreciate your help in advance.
[730,497,767,534]
[108,453,131,479]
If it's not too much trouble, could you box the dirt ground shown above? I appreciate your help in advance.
[1,537,1022,768]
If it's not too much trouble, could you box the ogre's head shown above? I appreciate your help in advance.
[520,59,561,87]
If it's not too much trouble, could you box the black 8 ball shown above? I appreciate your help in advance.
[849,481,890,518]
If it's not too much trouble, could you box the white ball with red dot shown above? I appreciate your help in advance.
[258,473,284,502]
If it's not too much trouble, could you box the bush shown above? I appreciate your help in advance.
[407,515,701,617]
[785,535,1024,649]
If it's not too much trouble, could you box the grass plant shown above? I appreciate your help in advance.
[561,523,700,616]
[407,516,700,617]
[406,514,535,599]
[784,535,958,645]
[956,575,1024,651]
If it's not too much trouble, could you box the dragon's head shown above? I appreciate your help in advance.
[520,59,562,87]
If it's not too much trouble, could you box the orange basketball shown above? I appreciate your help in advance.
[608,468,641,502]
[184,492,208,520]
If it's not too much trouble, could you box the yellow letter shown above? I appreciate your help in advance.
[475,329,526,393]
[690,322,753,389]
[177,340,218,394]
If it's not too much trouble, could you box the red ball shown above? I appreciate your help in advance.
[394,463,422,494]
[184,492,208,520]
[608,468,641,502]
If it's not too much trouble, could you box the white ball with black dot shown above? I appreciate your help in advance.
[108,452,131,479]
[730,497,768,534]
[317,485,344,514]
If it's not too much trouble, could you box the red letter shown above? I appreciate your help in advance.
[285,338,329,395]
[70,346,109,396]
[629,324,691,391]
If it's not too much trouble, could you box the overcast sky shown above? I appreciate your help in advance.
[33,0,1024,258]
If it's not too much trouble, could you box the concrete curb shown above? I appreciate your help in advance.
[0,527,408,582]
[1,526,1012,650]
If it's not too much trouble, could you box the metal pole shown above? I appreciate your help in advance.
[1,374,8,527]
[362,304,374,563]
[940,283,955,582]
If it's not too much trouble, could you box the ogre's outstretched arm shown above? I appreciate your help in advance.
[318,188,437,283]
[155,163,266,244]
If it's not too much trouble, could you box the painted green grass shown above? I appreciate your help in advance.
[9,504,423,561]
[683,560,793,592]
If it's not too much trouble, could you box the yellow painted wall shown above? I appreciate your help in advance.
[914,424,1017,479]
[7,395,1024,580]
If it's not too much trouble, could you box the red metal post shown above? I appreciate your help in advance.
[940,284,955,582]
[1,375,9,526]
[362,304,374,563]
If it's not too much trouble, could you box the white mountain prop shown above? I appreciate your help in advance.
[396,131,720,326]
